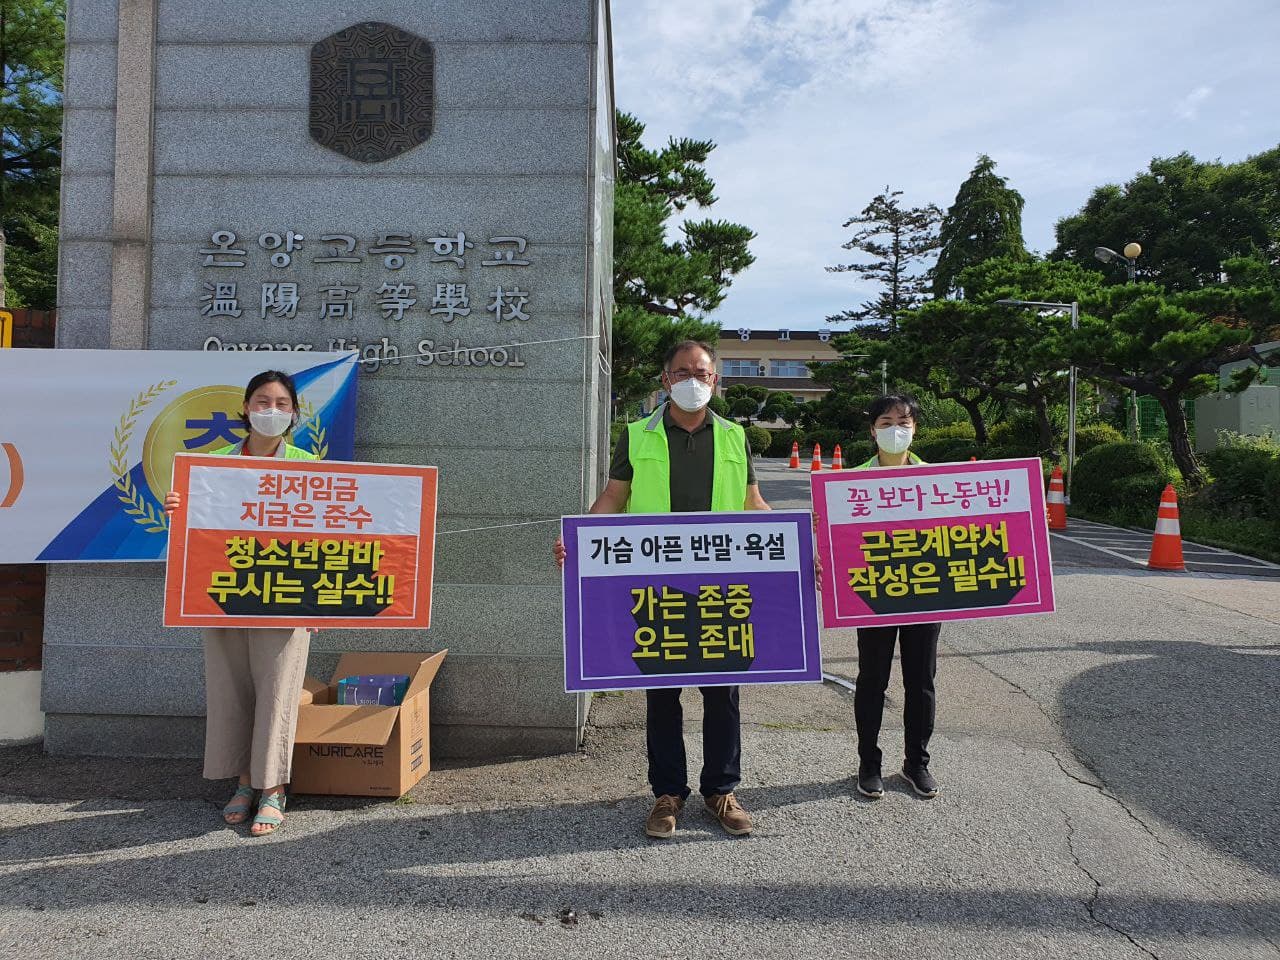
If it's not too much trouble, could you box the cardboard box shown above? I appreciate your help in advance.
[290,650,446,798]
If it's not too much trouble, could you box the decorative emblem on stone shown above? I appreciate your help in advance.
[310,22,434,163]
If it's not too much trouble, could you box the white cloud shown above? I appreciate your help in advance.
[612,0,1280,330]
[1175,85,1213,121]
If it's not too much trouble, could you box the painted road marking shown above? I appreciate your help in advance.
[1052,520,1279,575]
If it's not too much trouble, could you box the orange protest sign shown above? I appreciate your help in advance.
[163,453,437,629]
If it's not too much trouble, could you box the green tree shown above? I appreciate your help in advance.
[1071,264,1280,486]
[724,383,769,423]
[805,356,880,434]
[611,111,755,415]
[2,0,64,308]
[825,187,940,336]
[760,391,802,427]
[830,257,1103,449]
[1054,148,1280,292]
[932,154,1029,298]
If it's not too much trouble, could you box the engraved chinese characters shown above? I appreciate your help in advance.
[310,22,434,163]
[196,229,536,366]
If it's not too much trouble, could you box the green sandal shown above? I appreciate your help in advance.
[222,785,256,825]
[251,792,287,836]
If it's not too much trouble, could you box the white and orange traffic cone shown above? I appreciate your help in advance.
[810,443,823,472]
[1147,484,1186,571]
[788,441,800,469]
[1046,466,1067,530]
[832,444,844,470]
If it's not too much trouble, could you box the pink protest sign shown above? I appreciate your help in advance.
[811,458,1055,629]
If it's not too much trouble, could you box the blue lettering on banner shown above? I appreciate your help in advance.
[184,411,245,448]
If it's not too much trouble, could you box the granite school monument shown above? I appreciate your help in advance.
[46,1,615,757]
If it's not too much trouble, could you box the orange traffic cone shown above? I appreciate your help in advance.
[788,441,800,469]
[810,443,823,472]
[1147,485,1186,571]
[832,444,844,470]
[1046,466,1067,530]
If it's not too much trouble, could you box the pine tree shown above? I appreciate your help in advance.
[932,155,1029,299]
[826,188,941,336]
[611,111,756,415]
[1,0,65,308]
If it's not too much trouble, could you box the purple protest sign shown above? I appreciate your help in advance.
[561,511,822,692]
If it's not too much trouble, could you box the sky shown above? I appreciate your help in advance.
[610,0,1280,331]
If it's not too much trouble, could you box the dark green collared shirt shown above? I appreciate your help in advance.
[608,407,757,512]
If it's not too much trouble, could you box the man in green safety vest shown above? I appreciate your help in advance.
[554,340,770,839]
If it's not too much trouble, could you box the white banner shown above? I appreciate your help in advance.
[186,463,421,536]
[0,349,359,562]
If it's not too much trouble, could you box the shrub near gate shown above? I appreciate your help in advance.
[745,426,773,456]
[1201,433,1279,517]
[1072,441,1170,516]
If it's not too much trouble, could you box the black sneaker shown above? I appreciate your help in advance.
[902,764,938,798]
[856,767,884,799]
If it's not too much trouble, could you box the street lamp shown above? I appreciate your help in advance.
[1093,242,1143,438]
[995,298,1080,502]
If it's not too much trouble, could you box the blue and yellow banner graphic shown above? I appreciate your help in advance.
[0,349,359,562]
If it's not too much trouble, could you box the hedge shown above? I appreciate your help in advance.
[1073,441,1170,515]
[1266,457,1280,521]
[1074,422,1124,457]
[912,437,980,463]
[1203,446,1278,513]
[745,425,772,456]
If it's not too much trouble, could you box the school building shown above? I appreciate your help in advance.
[714,328,842,404]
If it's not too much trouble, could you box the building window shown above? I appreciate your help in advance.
[769,359,811,378]
[721,359,761,377]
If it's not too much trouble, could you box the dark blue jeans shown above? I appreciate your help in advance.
[645,685,741,799]
[854,623,940,771]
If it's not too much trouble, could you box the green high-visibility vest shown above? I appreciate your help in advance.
[211,441,319,461]
[625,404,748,513]
[857,451,926,469]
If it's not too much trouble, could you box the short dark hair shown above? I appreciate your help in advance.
[663,339,718,370]
[867,393,922,425]
[240,370,300,430]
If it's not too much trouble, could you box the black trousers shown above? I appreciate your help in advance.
[854,623,940,771]
[645,685,741,799]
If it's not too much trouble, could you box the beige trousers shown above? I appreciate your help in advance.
[202,627,310,789]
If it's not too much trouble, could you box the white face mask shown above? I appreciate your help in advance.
[668,377,713,412]
[875,425,914,455]
[248,408,294,438]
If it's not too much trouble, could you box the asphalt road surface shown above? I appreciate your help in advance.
[1,458,1276,960]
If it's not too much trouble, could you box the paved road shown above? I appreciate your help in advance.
[1051,516,1280,578]
[758,457,1280,578]
[2,458,1277,959]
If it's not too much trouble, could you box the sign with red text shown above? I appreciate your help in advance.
[811,459,1055,629]
[164,454,436,629]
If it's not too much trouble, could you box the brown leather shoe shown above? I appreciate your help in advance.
[645,794,684,838]
[705,791,753,836]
